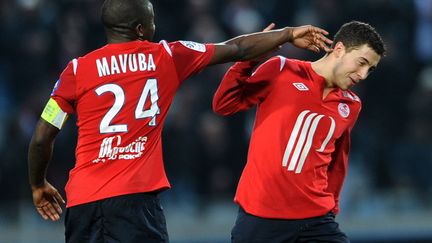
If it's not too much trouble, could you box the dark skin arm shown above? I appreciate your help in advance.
[209,25,332,65]
[28,119,65,221]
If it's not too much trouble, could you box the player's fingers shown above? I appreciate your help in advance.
[36,207,49,220]
[307,45,320,53]
[310,26,329,36]
[322,44,333,53]
[314,37,332,52]
[311,33,332,52]
[263,23,276,32]
[54,191,65,204]
[45,203,60,221]
[41,205,55,221]
[316,33,333,45]
[53,201,63,215]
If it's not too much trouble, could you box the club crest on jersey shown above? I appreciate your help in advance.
[338,103,350,118]
[293,82,309,91]
[179,41,206,52]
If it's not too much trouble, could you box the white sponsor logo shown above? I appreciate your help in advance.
[338,103,350,118]
[93,135,148,163]
[179,41,206,52]
[282,110,335,173]
[293,82,309,91]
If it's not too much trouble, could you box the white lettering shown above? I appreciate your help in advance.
[148,54,156,71]
[96,53,156,77]
[96,58,110,77]
[118,54,128,73]
[138,53,147,71]
[129,54,138,72]
[111,56,120,74]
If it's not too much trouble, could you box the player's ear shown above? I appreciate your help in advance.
[135,24,144,40]
[333,42,345,58]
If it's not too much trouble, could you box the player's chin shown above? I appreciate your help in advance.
[344,80,355,90]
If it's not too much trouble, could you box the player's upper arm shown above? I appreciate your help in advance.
[208,44,240,65]
[164,40,215,82]
[32,118,62,144]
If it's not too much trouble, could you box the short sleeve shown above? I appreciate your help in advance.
[167,41,215,82]
[51,60,77,114]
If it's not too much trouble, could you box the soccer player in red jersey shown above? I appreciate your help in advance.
[27,0,332,242]
[213,21,386,243]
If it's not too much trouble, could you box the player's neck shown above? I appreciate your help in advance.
[106,30,140,44]
[107,36,138,44]
[311,56,336,89]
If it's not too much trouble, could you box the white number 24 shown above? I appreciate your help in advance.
[95,79,160,134]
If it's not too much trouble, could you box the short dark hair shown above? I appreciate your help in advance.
[333,21,386,56]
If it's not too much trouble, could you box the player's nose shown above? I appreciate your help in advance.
[356,68,368,81]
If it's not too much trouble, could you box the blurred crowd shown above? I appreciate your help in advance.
[0,0,431,221]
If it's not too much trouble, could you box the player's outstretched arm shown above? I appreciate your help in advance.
[209,24,332,65]
[28,119,65,221]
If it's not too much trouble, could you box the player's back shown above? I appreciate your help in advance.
[73,40,178,206]
[52,39,214,207]
[73,40,178,165]
[56,40,181,207]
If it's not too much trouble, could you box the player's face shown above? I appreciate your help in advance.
[333,44,381,90]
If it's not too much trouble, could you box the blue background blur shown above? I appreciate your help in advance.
[0,0,431,242]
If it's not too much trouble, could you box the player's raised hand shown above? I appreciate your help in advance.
[289,25,333,53]
[31,181,65,221]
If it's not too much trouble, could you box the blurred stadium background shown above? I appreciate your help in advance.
[1,0,431,242]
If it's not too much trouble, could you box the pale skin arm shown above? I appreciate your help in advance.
[28,119,65,221]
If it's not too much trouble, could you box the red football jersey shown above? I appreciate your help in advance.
[213,57,361,219]
[51,40,215,207]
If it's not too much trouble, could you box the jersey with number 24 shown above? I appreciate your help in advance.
[51,40,214,207]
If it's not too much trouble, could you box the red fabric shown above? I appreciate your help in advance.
[213,57,361,219]
[51,40,214,207]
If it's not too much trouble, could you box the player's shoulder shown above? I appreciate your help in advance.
[162,40,208,55]
[81,43,111,60]
[71,45,105,68]
[253,56,309,80]
[275,56,309,74]
[257,55,289,72]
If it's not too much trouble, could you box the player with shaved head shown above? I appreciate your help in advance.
[28,0,332,242]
